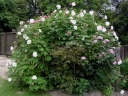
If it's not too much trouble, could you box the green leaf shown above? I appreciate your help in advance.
[45,56,52,61]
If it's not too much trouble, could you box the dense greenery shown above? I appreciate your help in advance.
[113,0,128,45]
[0,0,19,32]
[7,3,120,96]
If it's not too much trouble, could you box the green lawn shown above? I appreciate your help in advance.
[0,77,50,96]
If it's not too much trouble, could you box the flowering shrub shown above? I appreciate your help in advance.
[8,2,120,95]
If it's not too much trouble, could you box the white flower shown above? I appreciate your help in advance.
[71,10,76,16]
[113,32,118,40]
[33,52,38,57]
[69,17,73,19]
[53,10,57,13]
[65,10,69,14]
[12,62,17,67]
[21,28,24,32]
[89,11,94,15]
[8,78,12,82]
[72,2,76,6]
[74,26,77,30]
[95,23,97,25]
[23,34,27,39]
[27,40,32,44]
[118,59,122,65]
[104,15,107,19]
[102,28,107,32]
[59,10,62,13]
[120,90,125,95]
[10,46,14,51]
[19,21,24,25]
[70,20,76,25]
[24,25,28,28]
[25,36,29,40]
[41,17,45,22]
[39,29,42,32]
[30,19,34,23]
[17,31,21,35]
[6,59,12,67]
[32,75,37,80]
[56,5,61,9]
[80,12,84,17]
[105,21,110,26]
[83,10,86,14]
[97,25,102,31]
[111,26,113,30]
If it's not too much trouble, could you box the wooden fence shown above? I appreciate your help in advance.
[0,32,16,56]
[0,32,128,60]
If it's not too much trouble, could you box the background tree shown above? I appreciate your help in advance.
[24,0,110,18]
[113,0,128,45]
[0,0,19,32]
[15,0,29,21]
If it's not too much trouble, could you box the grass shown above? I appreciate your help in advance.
[0,77,50,96]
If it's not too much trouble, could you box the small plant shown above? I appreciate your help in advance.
[102,85,113,96]
[75,78,89,96]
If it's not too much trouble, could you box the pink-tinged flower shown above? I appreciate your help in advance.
[86,24,88,27]
[97,25,102,31]
[93,36,96,38]
[99,54,102,58]
[43,15,47,18]
[34,20,41,23]
[103,40,106,44]
[65,10,69,14]
[113,61,117,65]
[101,52,105,55]
[105,39,110,42]
[109,49,115,54]
[94,40,98,43]
[81,56,86,60]
[67,31,71,35]
[97,36,103,40]
[102,27,107,32]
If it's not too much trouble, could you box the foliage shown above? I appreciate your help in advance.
[22,0,110,18]
[0,0,19,32]
[120,58,128,89]
[15,0,29,21]
[113,0,128,45]
[8,3,119,95]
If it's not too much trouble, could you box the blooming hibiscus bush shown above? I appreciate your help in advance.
[8,2,120,95]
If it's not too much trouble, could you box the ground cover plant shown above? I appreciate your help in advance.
[7,2,121,96]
